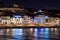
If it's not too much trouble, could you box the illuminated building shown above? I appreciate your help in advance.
[1,16,11,24]
[23,16,31,24]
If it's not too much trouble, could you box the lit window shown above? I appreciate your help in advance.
[45,16,48,19]
[13,15,22,18]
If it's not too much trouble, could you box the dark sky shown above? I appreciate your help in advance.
[0,0,60,10]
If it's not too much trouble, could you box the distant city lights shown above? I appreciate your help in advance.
[13,15,22,18]
[34,11,37,14]
[38,10,43,12]
[45,16,48,19]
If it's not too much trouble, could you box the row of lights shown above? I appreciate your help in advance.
[34,10,44,14]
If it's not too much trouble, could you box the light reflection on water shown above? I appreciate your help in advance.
[0,28,60,40]
[34,28,50,40]
[12,29,23,35]
[12,29,25,40]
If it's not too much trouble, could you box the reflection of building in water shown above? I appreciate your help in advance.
[0,29,5,35]
[7,29,12,35]
[0,28,60,39]
[51,28,58,32]
[12,29,23,35]
[6,29,23,35]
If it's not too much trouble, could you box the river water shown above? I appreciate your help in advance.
[0,28,60,40]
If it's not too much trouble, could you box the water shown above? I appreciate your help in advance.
[0,28,60,40]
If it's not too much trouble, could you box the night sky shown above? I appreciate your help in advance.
[0,0,60,10]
